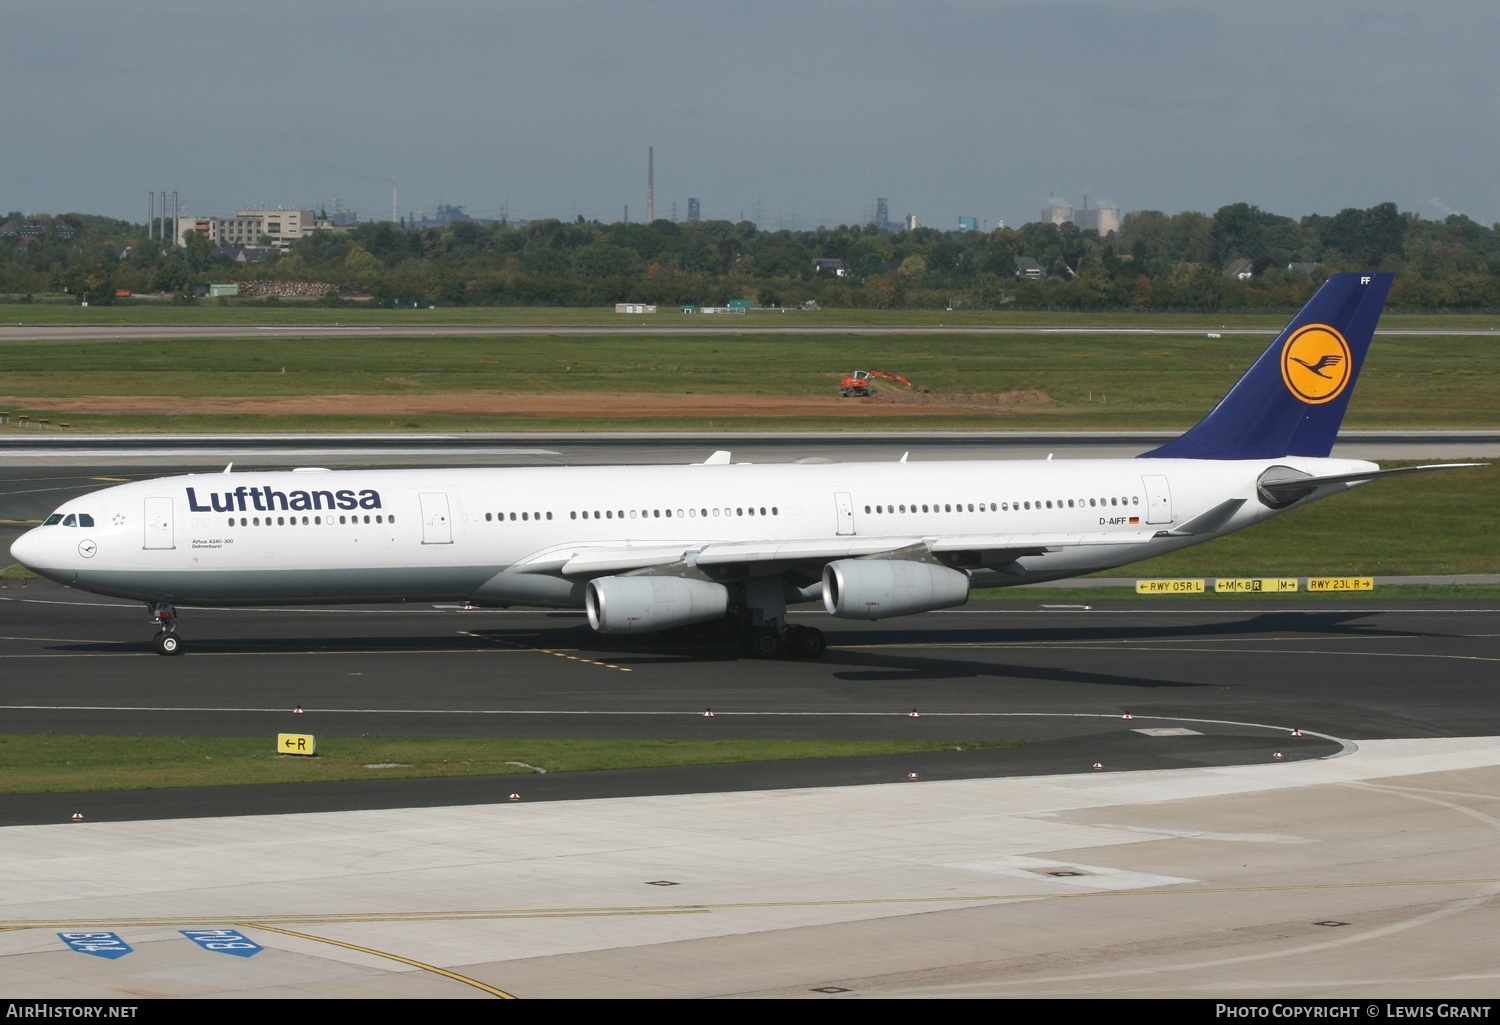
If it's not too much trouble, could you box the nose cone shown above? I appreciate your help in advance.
[10,528,45,571]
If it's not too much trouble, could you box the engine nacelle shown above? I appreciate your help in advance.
[822,559,969,620]
[585,575,729,634]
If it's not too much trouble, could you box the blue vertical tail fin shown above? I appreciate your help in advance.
[1142,272,1393,460]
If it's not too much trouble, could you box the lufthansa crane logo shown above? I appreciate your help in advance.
[1280,324,1352,404]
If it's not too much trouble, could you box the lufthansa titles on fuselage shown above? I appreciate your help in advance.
[185,485,382,514]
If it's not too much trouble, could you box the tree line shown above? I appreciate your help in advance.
[3,201,1499,311]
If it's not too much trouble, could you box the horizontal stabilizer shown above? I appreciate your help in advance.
[1257,462,1486,508]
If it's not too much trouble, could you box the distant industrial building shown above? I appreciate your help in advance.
[687,198,700,224]
[1042,195,1120,236]
[957,216,978,232]
[1072,196,1120,236]
[406,204,491,231]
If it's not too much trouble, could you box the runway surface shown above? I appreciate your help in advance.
[2,441,1498,997]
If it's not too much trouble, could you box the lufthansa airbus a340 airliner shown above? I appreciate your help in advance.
[9,273,1470,657]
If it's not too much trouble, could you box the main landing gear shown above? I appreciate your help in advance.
[743,622,826,659]
[151,602,183,656]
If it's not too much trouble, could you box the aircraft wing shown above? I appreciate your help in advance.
[516,530,1162,579]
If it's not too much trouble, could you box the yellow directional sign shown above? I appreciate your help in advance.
[1136,579,1206,594]
[1214,578,1300,593]
[276,733,317,756]
[1307,577,1374,592]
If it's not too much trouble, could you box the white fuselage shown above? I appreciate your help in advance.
[10,454,1373,609]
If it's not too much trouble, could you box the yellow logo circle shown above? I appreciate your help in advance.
[1280,324,1352,404]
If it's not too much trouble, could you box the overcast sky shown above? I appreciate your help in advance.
[6,1,1497,231]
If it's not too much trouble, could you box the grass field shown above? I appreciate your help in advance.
[0,735,1020,793]
[0,327,1495,432]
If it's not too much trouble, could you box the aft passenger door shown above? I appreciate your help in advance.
[419,492,453,544]
[1141,475,1173,525]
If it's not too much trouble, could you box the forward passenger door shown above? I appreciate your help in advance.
[143,496,174,550]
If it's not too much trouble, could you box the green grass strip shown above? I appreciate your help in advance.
[0,736,1021,794]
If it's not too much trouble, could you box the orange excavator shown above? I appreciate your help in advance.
[839,369,925,398]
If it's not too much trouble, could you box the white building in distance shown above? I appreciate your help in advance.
[178,209,340,251]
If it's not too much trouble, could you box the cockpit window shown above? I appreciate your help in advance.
[62,514,76,527]
[44,514,63,526]
[78,514,94,527]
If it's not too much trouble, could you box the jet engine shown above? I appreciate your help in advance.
[585,575,730,634]
[822,559,969,620]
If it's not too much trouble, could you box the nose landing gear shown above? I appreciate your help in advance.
[151,602,183,656]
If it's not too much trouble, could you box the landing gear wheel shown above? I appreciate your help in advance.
[787,626,826,658]
[746,626,783,659]
[153,630,182,656]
